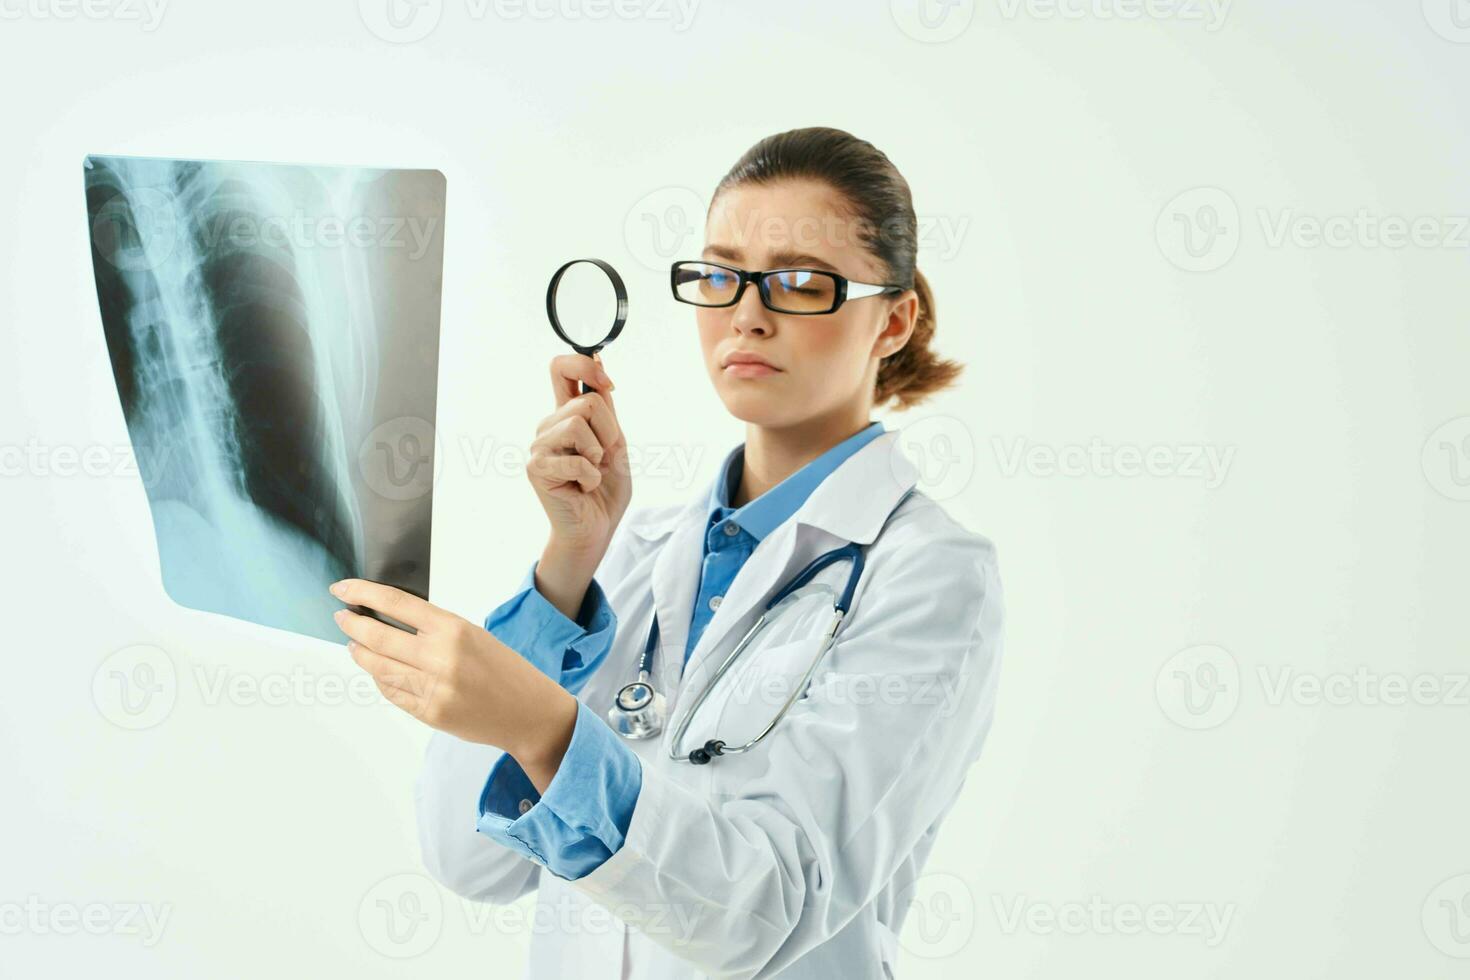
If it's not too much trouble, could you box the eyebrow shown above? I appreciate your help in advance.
[702,244,843,274]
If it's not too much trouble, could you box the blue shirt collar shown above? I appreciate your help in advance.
[705,421,886,542]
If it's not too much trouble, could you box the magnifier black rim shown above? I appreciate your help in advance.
[547,257,629,356]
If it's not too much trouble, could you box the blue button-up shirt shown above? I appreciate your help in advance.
[686,421,885,661]
[475,421,885,880]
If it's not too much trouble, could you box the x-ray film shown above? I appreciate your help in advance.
[84,154,446,643]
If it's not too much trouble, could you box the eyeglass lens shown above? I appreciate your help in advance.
[674,263,838,314]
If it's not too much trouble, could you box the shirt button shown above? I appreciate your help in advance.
[709,595,723,611]
[518,798,533,815]
[723,522,740,537]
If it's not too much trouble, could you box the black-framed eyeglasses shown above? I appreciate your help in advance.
[670,260,906,316]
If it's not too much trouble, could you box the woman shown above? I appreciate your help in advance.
[331,127,1004,978]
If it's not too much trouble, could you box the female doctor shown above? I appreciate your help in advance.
[331,127,1004,979]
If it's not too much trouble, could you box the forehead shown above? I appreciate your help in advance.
[703,179,882,277]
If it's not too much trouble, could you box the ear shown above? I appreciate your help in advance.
[872,290,919,360]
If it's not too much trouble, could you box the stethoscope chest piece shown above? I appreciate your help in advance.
[608,680,667,740]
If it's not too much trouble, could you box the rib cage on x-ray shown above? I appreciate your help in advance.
[84,155,445,643]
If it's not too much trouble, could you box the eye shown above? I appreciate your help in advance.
[776,271,822,294]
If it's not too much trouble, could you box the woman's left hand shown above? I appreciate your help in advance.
[329,578,577,785]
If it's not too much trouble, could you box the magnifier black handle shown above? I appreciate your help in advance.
[579,364,604,396]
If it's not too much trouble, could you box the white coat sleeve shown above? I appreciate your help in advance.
[415,733,542,903]
[571,527,1004,978]
[414,516,646,902]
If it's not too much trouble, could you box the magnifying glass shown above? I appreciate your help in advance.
[547,258,628,393]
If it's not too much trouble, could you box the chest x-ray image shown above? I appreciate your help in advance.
[83,155,446,643]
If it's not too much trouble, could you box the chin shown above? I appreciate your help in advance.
[714,383,801,428]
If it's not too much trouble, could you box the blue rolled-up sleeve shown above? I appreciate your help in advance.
[475,700,643,880]
[484,561,617,694]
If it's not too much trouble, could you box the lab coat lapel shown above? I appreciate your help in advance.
[641,497,707,714]
[675,429,920,693]
[676,519,803,694]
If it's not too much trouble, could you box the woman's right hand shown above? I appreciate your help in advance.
[527,354,632,567]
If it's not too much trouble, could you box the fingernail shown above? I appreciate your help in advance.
[330,581,346,597]
[333,609,346,623]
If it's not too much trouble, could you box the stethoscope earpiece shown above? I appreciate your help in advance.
[688,740,725,765]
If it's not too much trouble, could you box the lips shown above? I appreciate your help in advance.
[721,351,780,371]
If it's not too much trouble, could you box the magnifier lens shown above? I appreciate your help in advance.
[549,259,625,352]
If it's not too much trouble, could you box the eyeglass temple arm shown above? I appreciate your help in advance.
[845,280,906,300]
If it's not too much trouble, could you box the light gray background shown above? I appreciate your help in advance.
[1,1,1465,977]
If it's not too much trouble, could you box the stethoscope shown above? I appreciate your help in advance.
[607,489,915,765]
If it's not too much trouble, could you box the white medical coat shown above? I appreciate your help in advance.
[416,429,1004,979]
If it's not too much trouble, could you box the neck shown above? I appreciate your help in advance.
[734,403,873,508]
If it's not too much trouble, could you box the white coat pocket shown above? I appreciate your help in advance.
[683,633,826,752]
[677,578,843,754]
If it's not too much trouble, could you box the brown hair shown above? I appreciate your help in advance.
[711,126,963,410]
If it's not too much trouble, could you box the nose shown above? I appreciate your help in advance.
[730,283,774,337]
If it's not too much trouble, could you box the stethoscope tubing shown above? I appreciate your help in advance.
[663,600,845,762]
[614,487,917,763]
